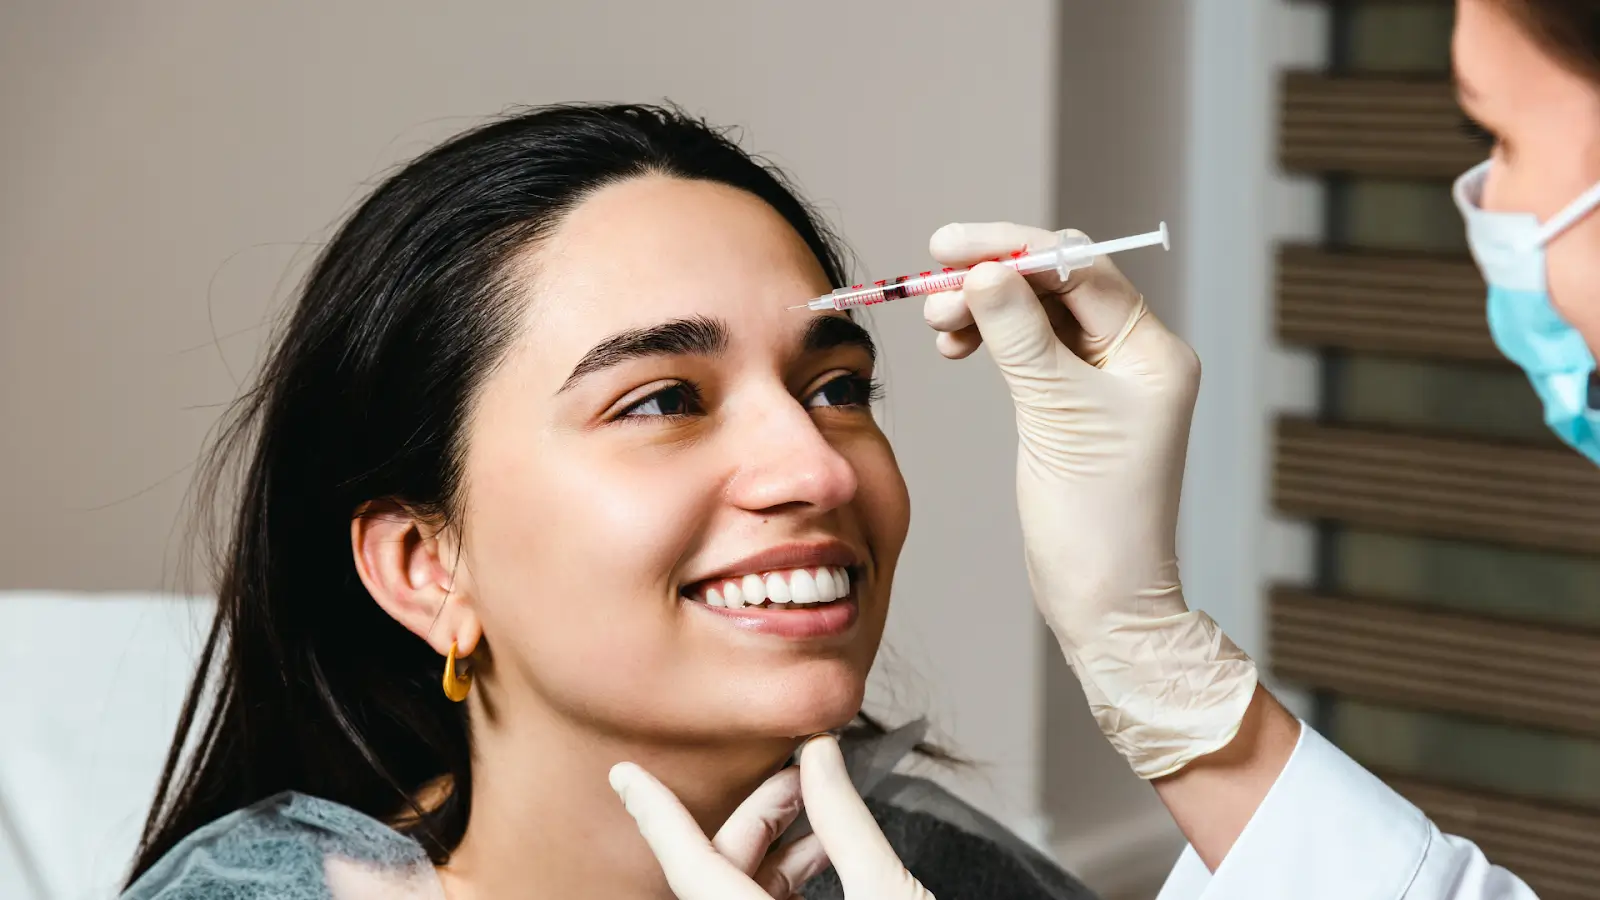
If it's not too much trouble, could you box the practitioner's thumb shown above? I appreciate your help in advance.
[797,736,932,899]
[961,260,1073,387]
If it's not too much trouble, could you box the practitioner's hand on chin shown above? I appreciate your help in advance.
[612,735,933,899]
[712,764,827,898]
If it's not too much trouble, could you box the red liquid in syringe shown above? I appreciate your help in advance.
[794,223,1169,312]
[805,250,1036,312]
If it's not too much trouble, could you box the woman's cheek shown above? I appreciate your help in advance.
[853,433,911,557]
[562,457,711,568]
[463,449,706,644]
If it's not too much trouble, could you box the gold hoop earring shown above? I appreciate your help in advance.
[442,641,472,702]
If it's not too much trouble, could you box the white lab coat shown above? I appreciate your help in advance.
[1155,723,1540,899]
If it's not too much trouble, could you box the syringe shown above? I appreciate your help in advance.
[792,223,1170,312]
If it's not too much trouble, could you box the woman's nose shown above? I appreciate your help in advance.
[725,401,859,515]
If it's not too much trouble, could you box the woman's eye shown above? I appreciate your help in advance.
[1459,114,1498,149]
[619,383,705,419]
[807,374,884,409]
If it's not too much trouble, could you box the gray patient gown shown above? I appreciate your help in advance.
[121,721,1098,899]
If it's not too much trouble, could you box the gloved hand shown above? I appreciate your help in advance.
[923,222,1257,779]
[611,735,932,900]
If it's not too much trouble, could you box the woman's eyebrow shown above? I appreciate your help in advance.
[803,314,876,364]
[558,315,729,393]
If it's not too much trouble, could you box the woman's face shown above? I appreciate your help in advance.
[1455,0,1600,345]
[454,175,910,744]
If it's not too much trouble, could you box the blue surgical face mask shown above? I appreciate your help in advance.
[1453,161,1600,463]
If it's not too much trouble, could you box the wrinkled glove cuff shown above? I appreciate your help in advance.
[1064,610,1259,780]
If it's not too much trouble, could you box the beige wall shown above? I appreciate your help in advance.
[0,0,1060,845]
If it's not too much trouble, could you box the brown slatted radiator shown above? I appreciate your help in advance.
[1276,245,1498,362]
[1273,419,1600,554]
[1279,71,1484,177]
[1270,588,1600,739]
[1388,775,1600,900]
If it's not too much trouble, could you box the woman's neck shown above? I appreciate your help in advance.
[437,698,799,900]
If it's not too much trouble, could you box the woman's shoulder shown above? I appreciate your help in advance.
[804,774,1100,900]
[119,792,441,900]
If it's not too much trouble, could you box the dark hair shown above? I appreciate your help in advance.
[127,103,952,886]
[1501,0,1600,83]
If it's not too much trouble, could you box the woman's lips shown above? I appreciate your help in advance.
[682,540,861,591]
[686,595,859,639]
[679,544,865,640]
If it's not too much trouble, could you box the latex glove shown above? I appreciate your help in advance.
[923,222,1257,779]
[611,735,933,900]
[713,764,829,898]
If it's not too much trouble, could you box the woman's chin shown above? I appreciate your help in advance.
[745,667,867,738]
[596,657,873,743]
[771,705,861,740]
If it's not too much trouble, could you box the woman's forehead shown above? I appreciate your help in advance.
[508,176,836,377]
[550,175,824,284]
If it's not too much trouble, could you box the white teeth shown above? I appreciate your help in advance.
[765,573,792,604]
[689,565,856,607]
[814,567,837,601]
[741,574,766,605]
[790,569,819,604]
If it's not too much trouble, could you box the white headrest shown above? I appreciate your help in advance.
[0,592,215,900]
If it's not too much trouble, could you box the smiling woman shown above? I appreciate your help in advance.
[117,104,1093,900]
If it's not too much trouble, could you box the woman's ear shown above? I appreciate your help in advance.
[352,501,481,656]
